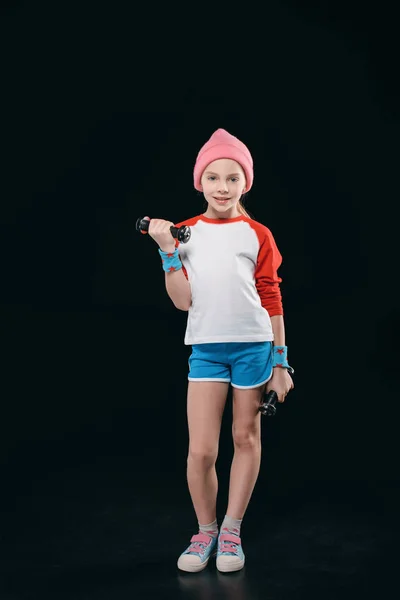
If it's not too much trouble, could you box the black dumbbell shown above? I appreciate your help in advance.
[259,390,279,416]
[136,216,191,244]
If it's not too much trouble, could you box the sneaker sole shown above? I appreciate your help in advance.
[177,550,217,573]
[216,557,245,573]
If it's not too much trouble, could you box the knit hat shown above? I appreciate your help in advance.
[193,128,254,192]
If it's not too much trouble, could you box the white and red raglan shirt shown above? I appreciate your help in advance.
[174,214,284,345]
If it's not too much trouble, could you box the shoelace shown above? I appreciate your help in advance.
[220,541,239,554]
[219,529,240,554]
[187,537,214,555]
[188,542,207,554]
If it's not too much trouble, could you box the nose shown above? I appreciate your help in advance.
[217,180,228,193]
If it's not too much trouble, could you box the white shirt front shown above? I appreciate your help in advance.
[176,214,283,345]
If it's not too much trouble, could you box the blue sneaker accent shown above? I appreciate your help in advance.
[177,532,218,573]
[216,529,245,572]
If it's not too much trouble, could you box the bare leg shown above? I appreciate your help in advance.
[226,385,264,520]
[186,381,229,525]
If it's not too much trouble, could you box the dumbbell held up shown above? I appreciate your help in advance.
[136,217,191,244]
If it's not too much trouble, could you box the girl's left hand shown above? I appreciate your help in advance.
[266,368,294,403]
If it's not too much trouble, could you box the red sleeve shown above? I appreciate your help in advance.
[254,226,284,316]
[173,238,188,280]
[175,216,201,281]
[180,261,188,280]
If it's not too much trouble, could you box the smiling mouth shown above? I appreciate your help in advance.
[214,197,230,202]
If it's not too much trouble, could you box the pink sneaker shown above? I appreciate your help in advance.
[177,533,218,573]
[216,528,245,572]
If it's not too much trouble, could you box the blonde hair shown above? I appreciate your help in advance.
[237,194,252,219]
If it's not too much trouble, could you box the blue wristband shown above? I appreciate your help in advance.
[158,248,182,273]
[272,345,294,374]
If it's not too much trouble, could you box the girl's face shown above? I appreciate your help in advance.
[201,159,246,218]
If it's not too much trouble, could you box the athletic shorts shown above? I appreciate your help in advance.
[188,341,273,389]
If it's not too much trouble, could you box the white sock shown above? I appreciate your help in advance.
[198,519,219,538]
[221,514,242,537]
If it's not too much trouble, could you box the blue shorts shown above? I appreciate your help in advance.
[188,342,273,389]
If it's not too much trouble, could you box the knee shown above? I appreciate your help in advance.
[232,424,260,449]
[188,447,217,471]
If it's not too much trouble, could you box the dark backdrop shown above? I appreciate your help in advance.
[1,0,399,594]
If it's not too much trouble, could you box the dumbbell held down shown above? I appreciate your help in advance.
[136,217,191,244]
[259,390,279,417]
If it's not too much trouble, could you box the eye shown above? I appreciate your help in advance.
[207,176,216,181]
[230,177,239,182]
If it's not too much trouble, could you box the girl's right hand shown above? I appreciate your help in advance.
[148,219,176,253]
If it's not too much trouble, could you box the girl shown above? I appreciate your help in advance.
[148,128,294,573]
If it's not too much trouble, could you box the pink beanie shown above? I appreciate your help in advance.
[193,128,254,192]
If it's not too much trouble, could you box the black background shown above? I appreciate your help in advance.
[1,1,399,597]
